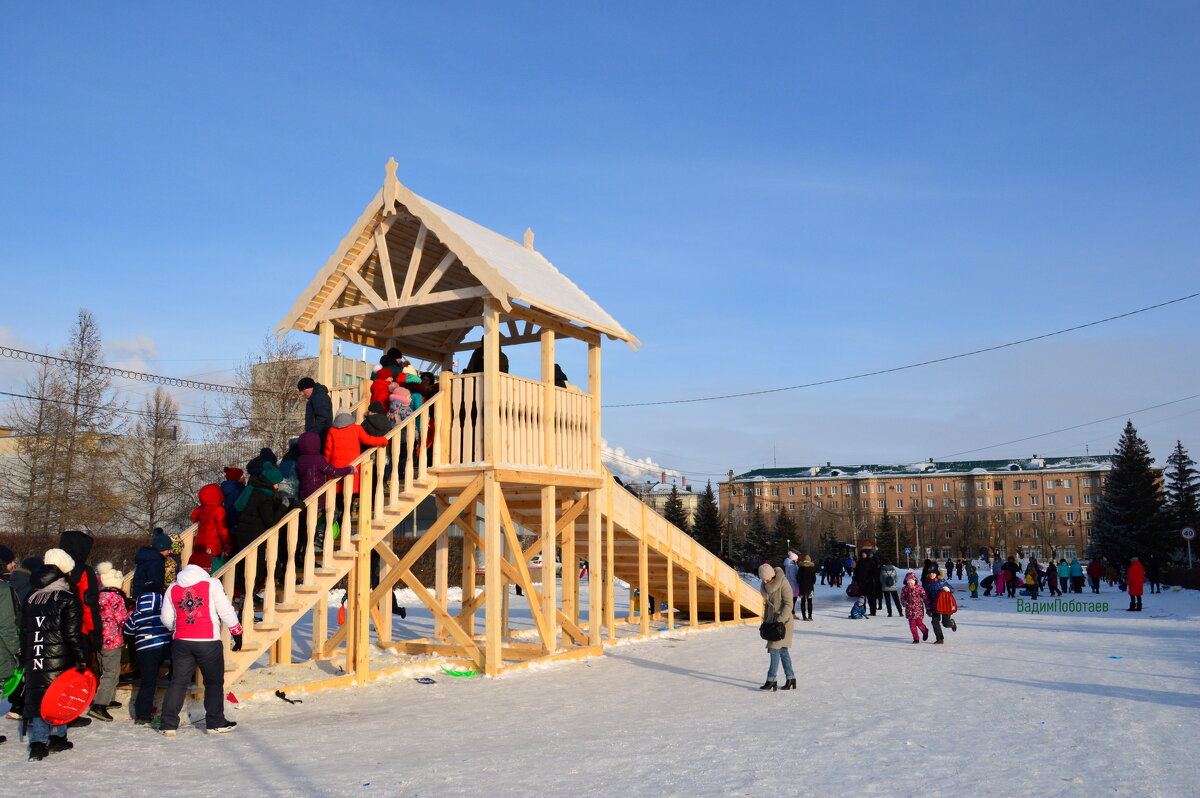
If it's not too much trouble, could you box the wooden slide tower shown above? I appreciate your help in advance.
[159,160,762,692]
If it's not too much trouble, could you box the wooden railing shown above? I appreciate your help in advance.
[329,382,371,422]
[212,395,439,653]
[440,372,593,472]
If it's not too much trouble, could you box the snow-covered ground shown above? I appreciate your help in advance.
[2,576,1198,797]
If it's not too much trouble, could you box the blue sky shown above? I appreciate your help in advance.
[2,2,1198,482]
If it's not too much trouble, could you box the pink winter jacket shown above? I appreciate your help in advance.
[99,587,130,650]
[900,573,926,619]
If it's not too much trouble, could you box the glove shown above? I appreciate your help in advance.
[231,634,243,652]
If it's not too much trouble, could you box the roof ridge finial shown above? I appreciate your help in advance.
[523,227,535,249]
[383,157,399,216]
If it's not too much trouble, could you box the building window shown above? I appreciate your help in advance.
[830,501,839,509]
[817,501,824,508]
[943,482,950,491]
[1032,512,1042,521]
[994,497,1004,506]
[876,499,885,508]
[1085,511,1092,521]
[771,488,779,496]
[1082,478,1092,488]
[1029,479,1038,489]
[788,487,795,496]
[896,499,905,508]
[958,482,968,491]
[755,487,762,496]
[1030,496,1039,506]
[959,499,968,507]
[1084,494,1093,504]
[844,486,853,495]
[1067,528,1076,538]
[742,504,749,511]
[788,503,796,510]
[1014,512,1023,521]
[1066,512,1076,521]
[1064,495,1073,505]
[945,531,952,539]
[976,498,985,507]
[943,513,953,521]
[802,487,810,496]
[926,483,934,492]
[910,484,919,493]
[742,488,750,496]
[943,498,953,507]
[976,481,985,490]
[1013,496,1022,506]
[816,486,824,496]
[1063,478,1072,488]
[1049,512,1057,521]
[1033,529,1040,538]
[1047,495,1056,506]
[1046,479,1055,489]
[993,480,1003,490]
[926,498,935,508]
[830,486,839,495]
[1016,528,1024,537]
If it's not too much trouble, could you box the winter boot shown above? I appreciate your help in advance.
[206,720,237,734]
[88,705,114,722]
[1126,598,1137,612]
[948,618,958,632]
[106,701,122,709]
[29,741,49,760]
[48,736,73,753]
[67,716,91,728]
[922,628,929,641]
[780,678,797,691]
[758,680,778,692]
[1135,596,1143,611]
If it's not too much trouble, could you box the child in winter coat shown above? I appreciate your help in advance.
[90,564,130,721]
[923,571,957,643]
[191,484,231,571]
[967,563,979,598]
[370,367,393,408]
[387,380,413,424]
[848,597,868,619]
[324,413,388,495]
[122,578,172,724]
[900,573,928,643]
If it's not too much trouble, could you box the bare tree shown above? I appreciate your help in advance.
[203,334,309,453]
[111,387,194,532]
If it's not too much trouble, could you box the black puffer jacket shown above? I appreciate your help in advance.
[21,565,87,720]
[234,475,284,551]
[59,529,101,649]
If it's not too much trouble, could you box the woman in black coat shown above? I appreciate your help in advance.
[21,549,88,758]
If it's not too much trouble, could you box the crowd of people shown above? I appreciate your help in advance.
[754,546,1159,690]
[0,348,449,759]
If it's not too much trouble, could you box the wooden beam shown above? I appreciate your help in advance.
[391,316,484,338]
[497,492,553,651]
[483,471,503,676]
[375,227,398,304]
[505,302,601,345]
[541,485,558,650]
[398,224,427,305]
[399,566,484,667]
[411,251,458,306]
[346,261,387,310]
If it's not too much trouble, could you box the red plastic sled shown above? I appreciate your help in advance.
[41,667,98,725]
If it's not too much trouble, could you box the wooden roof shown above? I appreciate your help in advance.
[276,160,639,360]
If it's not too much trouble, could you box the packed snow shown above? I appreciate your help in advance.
[2,574,1198,797]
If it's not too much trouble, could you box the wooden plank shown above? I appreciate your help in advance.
[398,224,427,304]
[639,502,649,634]
[541,329,555,469]
[483,471,503,676]
[588,342,601,473]
[400,566,484,667]
[375,226,398,303]
[587,488,602,646]
[505,302,601,345]
[346,261,387,310]
[392,315,484,338]
[498,491,552,651]
[541,485,558,650]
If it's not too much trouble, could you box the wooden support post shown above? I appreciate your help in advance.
[435,522,449,640]
[460,507,478,636]
[541,485,558,650]
[587,488,602,646]
[483,473,503,675]
[541,329,555,469]
[317,320,334,389]
[605,483,616,640]
[562,497,578,634]
[376,535,394,644]
[588,341,601,473]
[313,588,329,658]
[689,571,698,629]
[665,551,674,631]
[639,502,650,634]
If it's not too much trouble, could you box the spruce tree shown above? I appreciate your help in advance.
[1163,441,1199,534]
[875,508,898,564]
[691,482,723,555]
[739,503,772,563]
[1088,421,1166,564]
[773,507,797,561]
[662,484,691,533]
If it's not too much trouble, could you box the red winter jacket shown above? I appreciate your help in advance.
[324,423,387,494]
[1126,561,1145,597]
[190,483,230,568]
[1086,559,1104,579]
[370,375,392,408]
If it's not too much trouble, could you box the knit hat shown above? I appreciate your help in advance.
[260,447,277,465]
[43,548,76,576]
[261,462,284,486]
[223,466,244,482]
[297,377,316,391]
[187,553,210,571]
[787,551,799,562]
[758,562,775,582]
[368,401,385,413]
[803,555,812,564]
[152,530,173,553]
[98,562,124,589]
[333,412,355,429]
[21,556,42,573]
[0,544,14,566]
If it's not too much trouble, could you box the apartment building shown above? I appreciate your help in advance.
[722,456,1114,560]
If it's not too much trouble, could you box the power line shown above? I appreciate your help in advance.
[0,389,229,429]
[933,392,1200,459]
[0,345,259,395]
[604,291,1200,408]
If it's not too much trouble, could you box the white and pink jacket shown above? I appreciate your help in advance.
[161,564,243,641]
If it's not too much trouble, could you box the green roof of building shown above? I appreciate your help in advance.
[733,455,1114,481]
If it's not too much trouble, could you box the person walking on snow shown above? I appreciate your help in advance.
[795,555,816,621]
[1125,557,1145,612]
[923,571,957,644]
[880,559,903,617]
[1024,557,1041,601]
[158,555,244,736]
[1069,558,1084,594]
[901,573,928,643]
[757,563,795,692]
[967,562,979,598]
[783,551,800,616]
[1057,559,1070,595]
[1086,557,1104,594]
